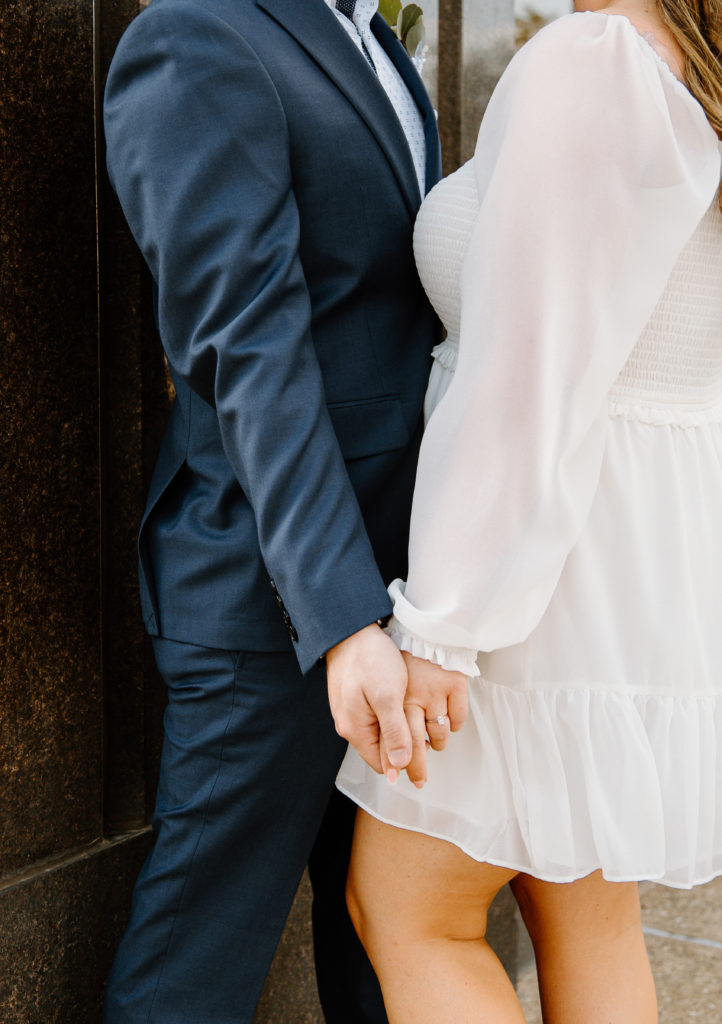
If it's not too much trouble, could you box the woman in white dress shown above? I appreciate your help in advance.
[336,0,722,1020]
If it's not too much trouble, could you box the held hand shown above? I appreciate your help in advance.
[326,624,412,782]
[401,651,468,788]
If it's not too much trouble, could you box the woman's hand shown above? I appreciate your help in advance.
[398,651,468,788]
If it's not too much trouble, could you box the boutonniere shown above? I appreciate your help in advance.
[379,1,426,71]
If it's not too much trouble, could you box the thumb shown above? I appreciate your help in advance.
[376,705,412,771]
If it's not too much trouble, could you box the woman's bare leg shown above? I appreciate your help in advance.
[511,871,657,1024]
[347,810,525,1024]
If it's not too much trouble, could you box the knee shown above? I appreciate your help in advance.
[510,874,542,943]
[346,853,432,965]
[345,869,375,954]
[511,871,643,949]
[345,814,406,960]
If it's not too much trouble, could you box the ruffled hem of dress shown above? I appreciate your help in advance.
[386,617,480,677]
[335,787,722,891]
[336,676,722,889]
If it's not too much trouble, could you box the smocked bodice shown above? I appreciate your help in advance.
[610,193,722,414]
[413,160,477,347]
[414,158,722,418]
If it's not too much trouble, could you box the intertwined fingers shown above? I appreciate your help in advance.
[398,651,470,786]
[446,679,468,733]
[403,701,431,788]
[424,710,451,751]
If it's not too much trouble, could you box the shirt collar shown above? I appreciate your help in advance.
[324,0,379,35]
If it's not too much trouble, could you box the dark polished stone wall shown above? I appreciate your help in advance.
[0,836,154,1023]
[97,0,171,835]
[1,0,101,876]
[1,0,168,1019]
[0,0,521,1020]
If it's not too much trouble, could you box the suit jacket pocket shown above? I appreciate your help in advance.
[327,395,409,461]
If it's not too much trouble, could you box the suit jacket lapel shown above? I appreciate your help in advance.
[257,0,422,217]
[370,14,442,194]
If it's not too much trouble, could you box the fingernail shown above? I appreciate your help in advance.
[413,779,426,789]
[386,768,399,784]
[388,749,408,767]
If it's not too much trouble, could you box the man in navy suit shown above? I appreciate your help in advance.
[102,1,441,1020]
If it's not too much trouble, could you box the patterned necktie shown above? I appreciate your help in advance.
[335,0,377,72]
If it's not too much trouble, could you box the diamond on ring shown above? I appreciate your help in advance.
[426,714,447,726]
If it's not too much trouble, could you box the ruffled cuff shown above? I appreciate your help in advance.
[385,617,481,677]
[430,337,459,372]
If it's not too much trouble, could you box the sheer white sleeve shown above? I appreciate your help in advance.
[389,13,720,675]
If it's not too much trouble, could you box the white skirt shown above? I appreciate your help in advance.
[337,353,722,889]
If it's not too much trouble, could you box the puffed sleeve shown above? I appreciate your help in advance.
[388,12,720,675]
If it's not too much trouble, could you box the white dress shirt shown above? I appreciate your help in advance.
[323,0,426,195]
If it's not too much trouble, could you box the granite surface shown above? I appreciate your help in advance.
[642,878,722,1022]
[1,0,103,873]
[0,832,153,1024]
[640,876,722,944]
[97,0,171,831]
[254,871,325,1024]
[648,936,722,1022]
[0,0,166,870]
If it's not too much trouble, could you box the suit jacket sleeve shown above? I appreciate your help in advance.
[104,1,393,672]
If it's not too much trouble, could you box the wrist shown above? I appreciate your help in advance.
[325,618,389,665]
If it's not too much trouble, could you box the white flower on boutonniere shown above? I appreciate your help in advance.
[379,0,427,73]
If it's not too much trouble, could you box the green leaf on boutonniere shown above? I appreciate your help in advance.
[404,15,425,58]
[379,0,402,25]
[398,3,423,41]
[380,0,425,60]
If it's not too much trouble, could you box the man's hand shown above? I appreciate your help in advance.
[401,651,468,788]
[326,624,411,782]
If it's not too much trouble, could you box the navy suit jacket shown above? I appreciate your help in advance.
[104,0,442,673]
